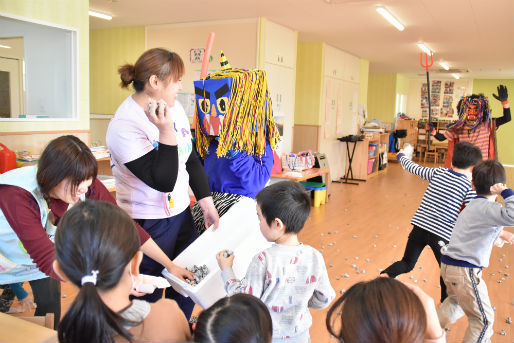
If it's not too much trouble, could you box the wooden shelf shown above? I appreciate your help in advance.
[343,132,389,181]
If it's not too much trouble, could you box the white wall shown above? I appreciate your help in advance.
[406,78,473,120]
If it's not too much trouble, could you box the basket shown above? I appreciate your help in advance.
[281,150,315,171]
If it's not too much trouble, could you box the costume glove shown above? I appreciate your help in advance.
[492,85,508,102]
[425,122,436,136]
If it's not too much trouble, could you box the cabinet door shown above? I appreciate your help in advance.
[343,52,360,83]
[264,63,295,154]
[322,77,337,140]
[321,77,346,180]
[324,45,344,80]
[340,81,360,135]
[263,20,297,68]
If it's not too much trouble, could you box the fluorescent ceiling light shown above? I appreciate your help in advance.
[452,73,460,79]
[376,6,405,31]
[88,10,112,20]
[439,62,450,70]
[0,44,11,49]
[417,43,432,54]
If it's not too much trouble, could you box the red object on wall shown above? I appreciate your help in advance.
[0,143,17,173]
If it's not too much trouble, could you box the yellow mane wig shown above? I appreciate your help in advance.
[195,68,279,159]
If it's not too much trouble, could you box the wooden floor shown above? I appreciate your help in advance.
[6,161,514,342]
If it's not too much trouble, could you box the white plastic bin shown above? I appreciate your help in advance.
[162,197,272,309]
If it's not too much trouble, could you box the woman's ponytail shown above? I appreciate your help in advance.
[118,63,136,89]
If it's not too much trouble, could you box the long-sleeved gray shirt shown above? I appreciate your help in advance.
[221,243,335,342]
[443,189,514,267]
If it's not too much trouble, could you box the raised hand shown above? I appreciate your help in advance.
[492,85,508,102]
[146,99,177,146]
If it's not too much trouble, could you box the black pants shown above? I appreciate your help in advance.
[29,277,61,329]
[381,225,448,302]
[134,208,198,320]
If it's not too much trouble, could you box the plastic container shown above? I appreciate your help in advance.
[162,197,272,309]
[300,181,327,207]
[367,158,374,174]
[0,143,17,174]
[368,144,378,158]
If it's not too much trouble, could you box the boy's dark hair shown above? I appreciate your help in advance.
[194,293,272,343]
[451,141,483,169]
[472,160,506,195]
[255,180,310,234]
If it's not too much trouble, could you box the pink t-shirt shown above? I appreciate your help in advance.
[106,96,192,219]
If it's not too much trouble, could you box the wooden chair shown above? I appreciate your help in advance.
[415,143,426,161]
[17,313,54,329]
[424,145,439,164]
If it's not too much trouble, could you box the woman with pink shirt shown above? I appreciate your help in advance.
[107,48,219,319]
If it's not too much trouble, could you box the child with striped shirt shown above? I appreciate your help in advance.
[381,141,482,302]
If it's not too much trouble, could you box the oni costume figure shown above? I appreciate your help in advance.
[191,52,279,232]
[430,85,511,168]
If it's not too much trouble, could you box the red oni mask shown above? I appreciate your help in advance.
[466,101,478,122]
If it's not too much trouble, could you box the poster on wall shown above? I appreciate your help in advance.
[440,81,455,118]
[419,80,459,119]
[430,80,441,108]
[444,81,454,94]
[421,83,429,118]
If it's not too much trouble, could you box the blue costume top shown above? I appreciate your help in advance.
[204,140,273,198]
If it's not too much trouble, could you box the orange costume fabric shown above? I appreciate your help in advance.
[443,120,497,168]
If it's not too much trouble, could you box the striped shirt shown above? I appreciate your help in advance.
[398,154,476,241]
[444,121,493,160]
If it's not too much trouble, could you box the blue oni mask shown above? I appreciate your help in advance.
[194,78,232,137]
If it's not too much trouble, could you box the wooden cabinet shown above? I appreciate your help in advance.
[345,133,389,181]
[324,45,345,79]
[294,42,361,181]
[323,44,360,83]
[262,20,297,69]
[264,63,296,154]
[343,53,361,83]
[259,18,297,155]
[395,119,418,148]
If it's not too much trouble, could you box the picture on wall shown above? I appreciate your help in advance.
[421,82,429,118]
[420,80,456,119]
[430,80,441,108]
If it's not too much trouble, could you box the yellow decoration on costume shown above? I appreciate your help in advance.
[220,51,231,71]
[167,194,174,209]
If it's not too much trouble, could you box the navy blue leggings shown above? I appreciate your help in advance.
[134,208,198,319]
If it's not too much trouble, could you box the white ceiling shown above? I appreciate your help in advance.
[89,0,514,79]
